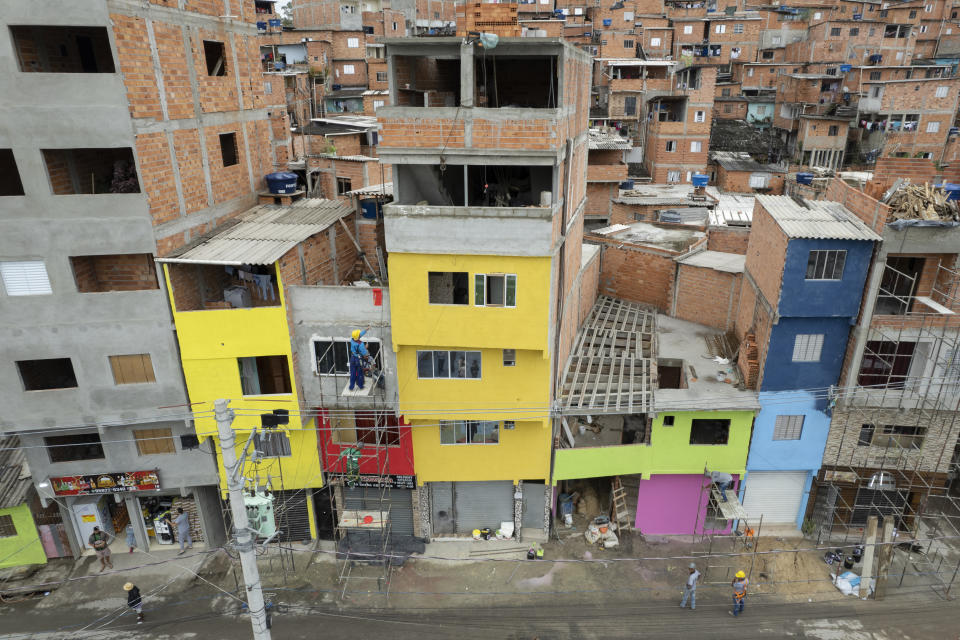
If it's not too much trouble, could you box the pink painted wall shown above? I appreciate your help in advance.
[635,474,738,535]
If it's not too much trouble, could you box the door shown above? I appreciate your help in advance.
[521,481,547,530]
[342,487,415,536]
[452,481,514,534]
[430,482,454,535]
[742,471,808,525]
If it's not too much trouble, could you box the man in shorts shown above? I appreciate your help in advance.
[88,526,114,572]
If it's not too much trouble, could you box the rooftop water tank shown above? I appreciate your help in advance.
[944,184,960,201]
[265,172,299,194]
[796,172,814,185]
[692,173,709,187]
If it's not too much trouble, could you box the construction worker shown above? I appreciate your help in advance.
[730,570,748,617]
[337,443,363,486]
[348,327,370,391]
[705,468,735,502]
[680,562,700,610]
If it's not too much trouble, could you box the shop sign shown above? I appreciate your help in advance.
[50,470,160,496]
[351,474,416,490]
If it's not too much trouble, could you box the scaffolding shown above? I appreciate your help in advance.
[810,257,960,597]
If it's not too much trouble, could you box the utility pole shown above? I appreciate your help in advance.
[216,399,272,640]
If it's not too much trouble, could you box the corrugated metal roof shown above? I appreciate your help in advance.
[158,199,353,265]
[0,436,32,509]
[756,195,882,241]
[677,250,746,273]
[347,182,393,196]
[712,151,785,173]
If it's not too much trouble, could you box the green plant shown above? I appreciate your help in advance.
[801,518,817,537]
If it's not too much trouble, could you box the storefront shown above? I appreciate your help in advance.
[429,481,515,535]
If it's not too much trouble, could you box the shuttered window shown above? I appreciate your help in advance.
[792,334,824,362]
[773,415,804,440]
[109,354,156,384]
[1,261,52,296]
[134,428,176,455]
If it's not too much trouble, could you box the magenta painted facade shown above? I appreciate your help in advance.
[635,474,738,535]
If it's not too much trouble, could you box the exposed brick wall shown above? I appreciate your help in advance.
[824,178,891,234]
[173,129,208,214]
[715,166,785,195]
[136,132,180,226]
[673,263,742,331]
[744,200,787,307]
[593,239,678,312]
[70,254,160,292]
[586,182,615,218]
[610,201,658,225]
[707,226,750,255]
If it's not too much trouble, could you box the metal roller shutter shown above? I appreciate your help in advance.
[521,482,547,529]
[273,489,312,541]
[742,471,808,525]
[341,487,415,536]
[452,481,514,534]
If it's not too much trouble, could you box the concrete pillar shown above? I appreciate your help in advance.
[874,518,896,599]
[859,515,879,599]
[844,250,887,386]
[460,42,474,107]
[126,495,150,551]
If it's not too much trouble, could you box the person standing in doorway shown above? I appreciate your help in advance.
[730,570,748,617]
[174,507,193,555]
[680,562,701,610]
[88,526,114,572]
[124,582,144,624]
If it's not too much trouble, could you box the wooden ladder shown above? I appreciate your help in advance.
[611,476,631,531]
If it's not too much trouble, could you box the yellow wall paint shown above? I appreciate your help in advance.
[387,253,553,353]
[410,418,552,483]
[163,265,323,492]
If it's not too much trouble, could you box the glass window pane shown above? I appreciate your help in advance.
[483,421,499,443]
[505,275,517,307]
[806,253,818,279]
[824,252,837,279]
[417,351,433,378]
[454,421,468,443]
[474,274,485,305]
[451,351,467,378]
[466,352,482,378]
[316,341,335,374]
[833,251,846,279]
[468,421,484,443]
[487,275,505,305]
[334,341,349,374]
[440,421,455,444]
[434,351,449,378]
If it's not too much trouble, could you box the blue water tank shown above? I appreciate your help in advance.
[620,179,635,190]
[268,18,282,28]
[360,200,382,219]
[603,18,612,26]
[257,21,267,31]
[265,172,299,194]
[692,173,709,187]
[796,172,814,185]
[944,184,960,201]
[840,64,852,72]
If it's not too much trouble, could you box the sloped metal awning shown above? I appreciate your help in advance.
[559,296,656,415]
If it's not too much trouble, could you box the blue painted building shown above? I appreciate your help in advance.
[737,195,881,528]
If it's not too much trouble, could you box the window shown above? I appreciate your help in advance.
[667,170,681,183]
[689,419,730,445]
[695,110,705,122]
[828,125,839,136]
[650,37,661,47]
[17,358,77,391]
[1,261,52,296]
[417,350,481,379]
[503,349,516,367]
[830,27,842,36]
[264,80,272,94]
[42,148,140,194]
[343,64,355,74]
[925,3,933,11]
[180,434,200,450]
[850,27,859,36]
[663,415,675,426]
[871,86,883,98]
[773,415,804,440]
[219,133,238,167]
[721,88,731,97]
[347,37,359,48]
[314,338,381,375]
[70,254,159,293]
[624,11,634,20]
[870,71,882,81]
[813,11,822,19]
[806,249,846,280]
[10,26,116,73]
[792,334,824,362]
[684,25,693,34]
[715,24,726,34]
[0,149,24,195]
[373,99,385,109]
[253,430,292,457]
[429,271,469,305]
[857,423,875,446]
[0,514,16,538]
[927,121,941,133]
[109,354,156,385]
[690,141,702,152]
[134,428,175,455]
[665,140,677,152]
[724,104,732,113]
[622,40,633,50]
[624,96,637,115]
[376,71,387,82]
[771,35,782,45]
[237,355,292,395]
[475,273,517,307]
[748,68,754,77]
[336,176,352,194]
[332,411,401,446]
[734,23,743,33]
[921,25,928,33]
[45,433,104,463]
[393,22,398,30]
[203,40,227,76]
[876,424,926,449]
[936,86,949,98]
[440,420,499,444]
[601,40,608,45]
[749,174,768,188]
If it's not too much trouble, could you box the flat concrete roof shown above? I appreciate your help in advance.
[655,315,760,412]
[676,250,746,273]
[592,221,705,252]
[615,183,718,206]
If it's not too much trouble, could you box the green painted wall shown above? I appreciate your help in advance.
[0,504,46,569]
[553,410,755,482]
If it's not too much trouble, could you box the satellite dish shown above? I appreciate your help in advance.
[479,32,499,49]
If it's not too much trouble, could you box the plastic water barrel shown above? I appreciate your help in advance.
[692,173,709,187]
[265,172,299,194]
[796,172,814,185]
[268,18,282,28]
[360,200,379,219]
[840,64,852,72]
[256,21,267,31]
[944,184,960,201]
[603,18,612,26]
[620,179,635,190]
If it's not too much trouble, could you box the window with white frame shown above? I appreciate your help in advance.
[417,350,481,379]
[773,415,804,440]
[373,99,385,109]
[684,25,693,34]
[749,174,768,188]
[667,170,681,183]
[813,11,821,19]
[734,23,744,33]
[376,71,388,82]
[475,273,517,307]
[806,249,846,280]
[0,261,52,296]
[342,64,355,74]
[792,334,824,362]
[440,420,499,444]
[928,121,941,133]
[264,80,272,94]
[715,24,726,33]
[690,141,702,152]
[313,337,382,375]
[925,3,933,11]
[347,37,360,48]
[936,85,949,98]
[695,110,705,122]
[771,35,782,45]
[921,25,928,33]
[650,37,661,47]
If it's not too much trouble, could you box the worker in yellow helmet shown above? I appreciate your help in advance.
[730,570,748,617]
[349,327,370,391]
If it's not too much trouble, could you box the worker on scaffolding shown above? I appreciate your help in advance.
[705,468,735,503]
[348,327,371,391]
[337,443,363,487]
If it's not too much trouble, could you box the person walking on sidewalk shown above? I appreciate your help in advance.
[88,526,114,572]
[124,582,144,624]
[174,507,193,554]
[730,570,748,617]
[680,562,701,610]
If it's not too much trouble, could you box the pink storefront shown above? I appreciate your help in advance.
[635,474,738,535]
